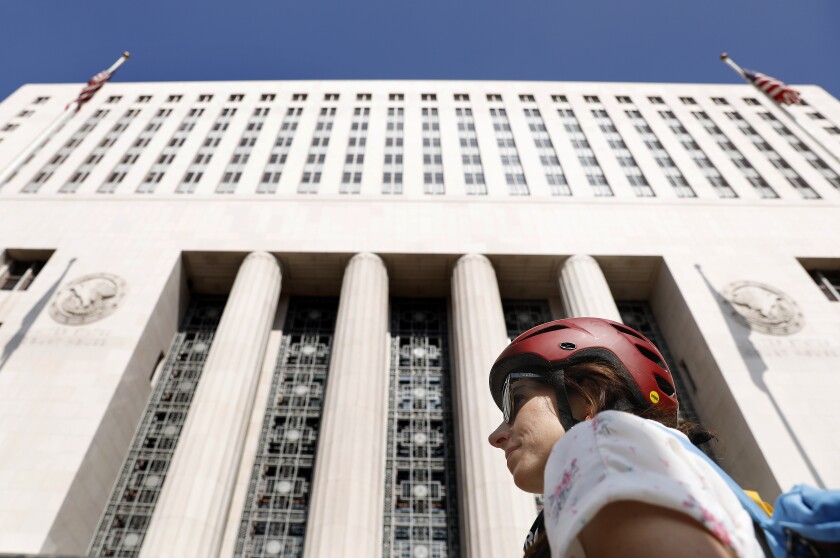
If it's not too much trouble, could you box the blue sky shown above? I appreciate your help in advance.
[2,0,839,102]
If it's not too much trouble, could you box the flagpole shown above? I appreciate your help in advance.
[0,51,130,189]
[720,52,840,168]
[720,53,747,80]
[104,52,131,76]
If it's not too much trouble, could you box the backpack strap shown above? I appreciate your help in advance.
[650,422,772,526]
[653,424,840,558]
[649,422,782,557]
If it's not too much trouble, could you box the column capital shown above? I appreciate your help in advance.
[454,252,492,269]
[558,253,621,322]
[557,254,597,276]
[564,253,598,264]
[349,251,386,268]
[244,250,280,266]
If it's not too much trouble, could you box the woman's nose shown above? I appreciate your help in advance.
[488,421,509,449]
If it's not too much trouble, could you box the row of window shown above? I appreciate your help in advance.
[0,96,46,139]
[7,98,840,198]
[26,92,831,108]
[5,92,836,143]
[12,91,838,146]
[109,93,813,108]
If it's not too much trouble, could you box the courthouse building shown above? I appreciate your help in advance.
[0,78,839,558]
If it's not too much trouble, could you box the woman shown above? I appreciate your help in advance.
[488,317,764,558]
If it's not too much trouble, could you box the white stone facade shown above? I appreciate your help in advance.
[0,79,838,557]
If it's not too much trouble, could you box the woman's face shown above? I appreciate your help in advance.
[488,379,587,494]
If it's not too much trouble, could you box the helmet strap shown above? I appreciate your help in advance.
[543,368,579,431]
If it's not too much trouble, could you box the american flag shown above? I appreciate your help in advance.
[743,69,801,105]
[68,70,112,111]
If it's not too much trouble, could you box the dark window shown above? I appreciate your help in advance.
[809,270,840,302]
[1,257,47,291]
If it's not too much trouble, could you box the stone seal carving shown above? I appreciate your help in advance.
[722,281,803,335]
[49,273,127,325]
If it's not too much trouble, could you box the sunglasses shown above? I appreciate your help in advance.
[502,372,544,423]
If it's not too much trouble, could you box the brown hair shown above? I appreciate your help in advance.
[522,360,715,558]
[563,361,714,443]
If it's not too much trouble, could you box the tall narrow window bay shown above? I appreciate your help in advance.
[383,299,460,557]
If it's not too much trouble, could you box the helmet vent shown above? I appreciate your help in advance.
[635,344,668,371]
[611,323,645,341]
[519,324,568,342]
[655,374,676,397]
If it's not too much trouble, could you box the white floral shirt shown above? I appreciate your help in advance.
[542,410,765,558]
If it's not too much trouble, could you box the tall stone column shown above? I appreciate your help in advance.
[451,254,537,558]
[303,253,389,558]
[139,251,282,558]
[558,254,622,321]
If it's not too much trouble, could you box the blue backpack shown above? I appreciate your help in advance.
[661,425,840,557]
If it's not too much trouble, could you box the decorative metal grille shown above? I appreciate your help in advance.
[502,299,552,512]
[383,300,459,558]
[234,298,338,558]
[502,300,552,342]
[89,296,227,557]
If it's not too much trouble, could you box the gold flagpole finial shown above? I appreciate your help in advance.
[720,52,729,61]
[122,51,131,59]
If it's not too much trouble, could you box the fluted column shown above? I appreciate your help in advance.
[303,253,389,558]
[558,254,622,321]
[451,254,537,558]
[140,251,282,558]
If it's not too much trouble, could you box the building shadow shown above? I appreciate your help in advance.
[0,257,76,372]
[695,264,824,487]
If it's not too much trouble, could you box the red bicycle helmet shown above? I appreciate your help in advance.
[489,317,678,430]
